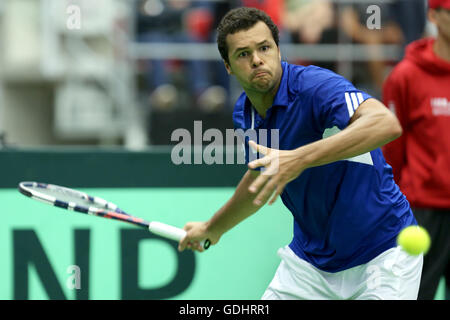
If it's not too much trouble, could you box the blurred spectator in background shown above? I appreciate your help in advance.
[390,0,427,46]
[339,1,405,94]
[240,0,284,27]
[136,0,228,113]
[283,0,333,45]
[383,0,450,300]
[282,0,337,70]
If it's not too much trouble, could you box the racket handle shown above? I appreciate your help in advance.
[148,221,210,250]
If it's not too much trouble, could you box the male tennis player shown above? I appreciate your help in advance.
[179,7,423,299]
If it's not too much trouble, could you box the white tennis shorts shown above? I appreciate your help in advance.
[262,245,423,300]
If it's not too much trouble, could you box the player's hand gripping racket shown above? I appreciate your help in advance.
[18,182,211,250]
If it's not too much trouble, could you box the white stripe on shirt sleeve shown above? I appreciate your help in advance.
[357,92,364,104]
[345,92,354,117]
[350,92,359,112]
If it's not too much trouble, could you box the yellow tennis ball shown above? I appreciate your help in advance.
[397,225,431,256]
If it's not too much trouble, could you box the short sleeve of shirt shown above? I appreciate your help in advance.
[305,67,373,131]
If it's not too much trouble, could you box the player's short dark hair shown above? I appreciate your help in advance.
[217,7,280,64]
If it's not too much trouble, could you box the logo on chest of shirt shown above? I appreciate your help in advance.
[430,97,450,116]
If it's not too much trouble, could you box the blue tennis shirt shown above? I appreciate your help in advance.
[232,61,416,273]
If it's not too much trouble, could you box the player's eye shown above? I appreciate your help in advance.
[238,51,248,58]
[260,45,269,52]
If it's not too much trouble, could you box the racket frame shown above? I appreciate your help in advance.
[18,182,210,249]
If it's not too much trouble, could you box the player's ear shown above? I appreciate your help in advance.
[223,60,233,75]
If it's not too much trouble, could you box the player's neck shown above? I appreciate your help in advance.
[246,78,281,119]
[433,33,450,62]
[247,94,273,118]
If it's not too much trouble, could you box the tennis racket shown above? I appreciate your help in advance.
[18,182,210,250]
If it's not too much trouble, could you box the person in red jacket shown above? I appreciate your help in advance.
[383,0,450,300]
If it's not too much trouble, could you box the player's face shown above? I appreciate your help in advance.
[224,21,282,95]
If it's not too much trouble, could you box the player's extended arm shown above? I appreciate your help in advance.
[178,169,262,252]
[248,98,402,206]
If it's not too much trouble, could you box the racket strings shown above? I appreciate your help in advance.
[23,183,123,213]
